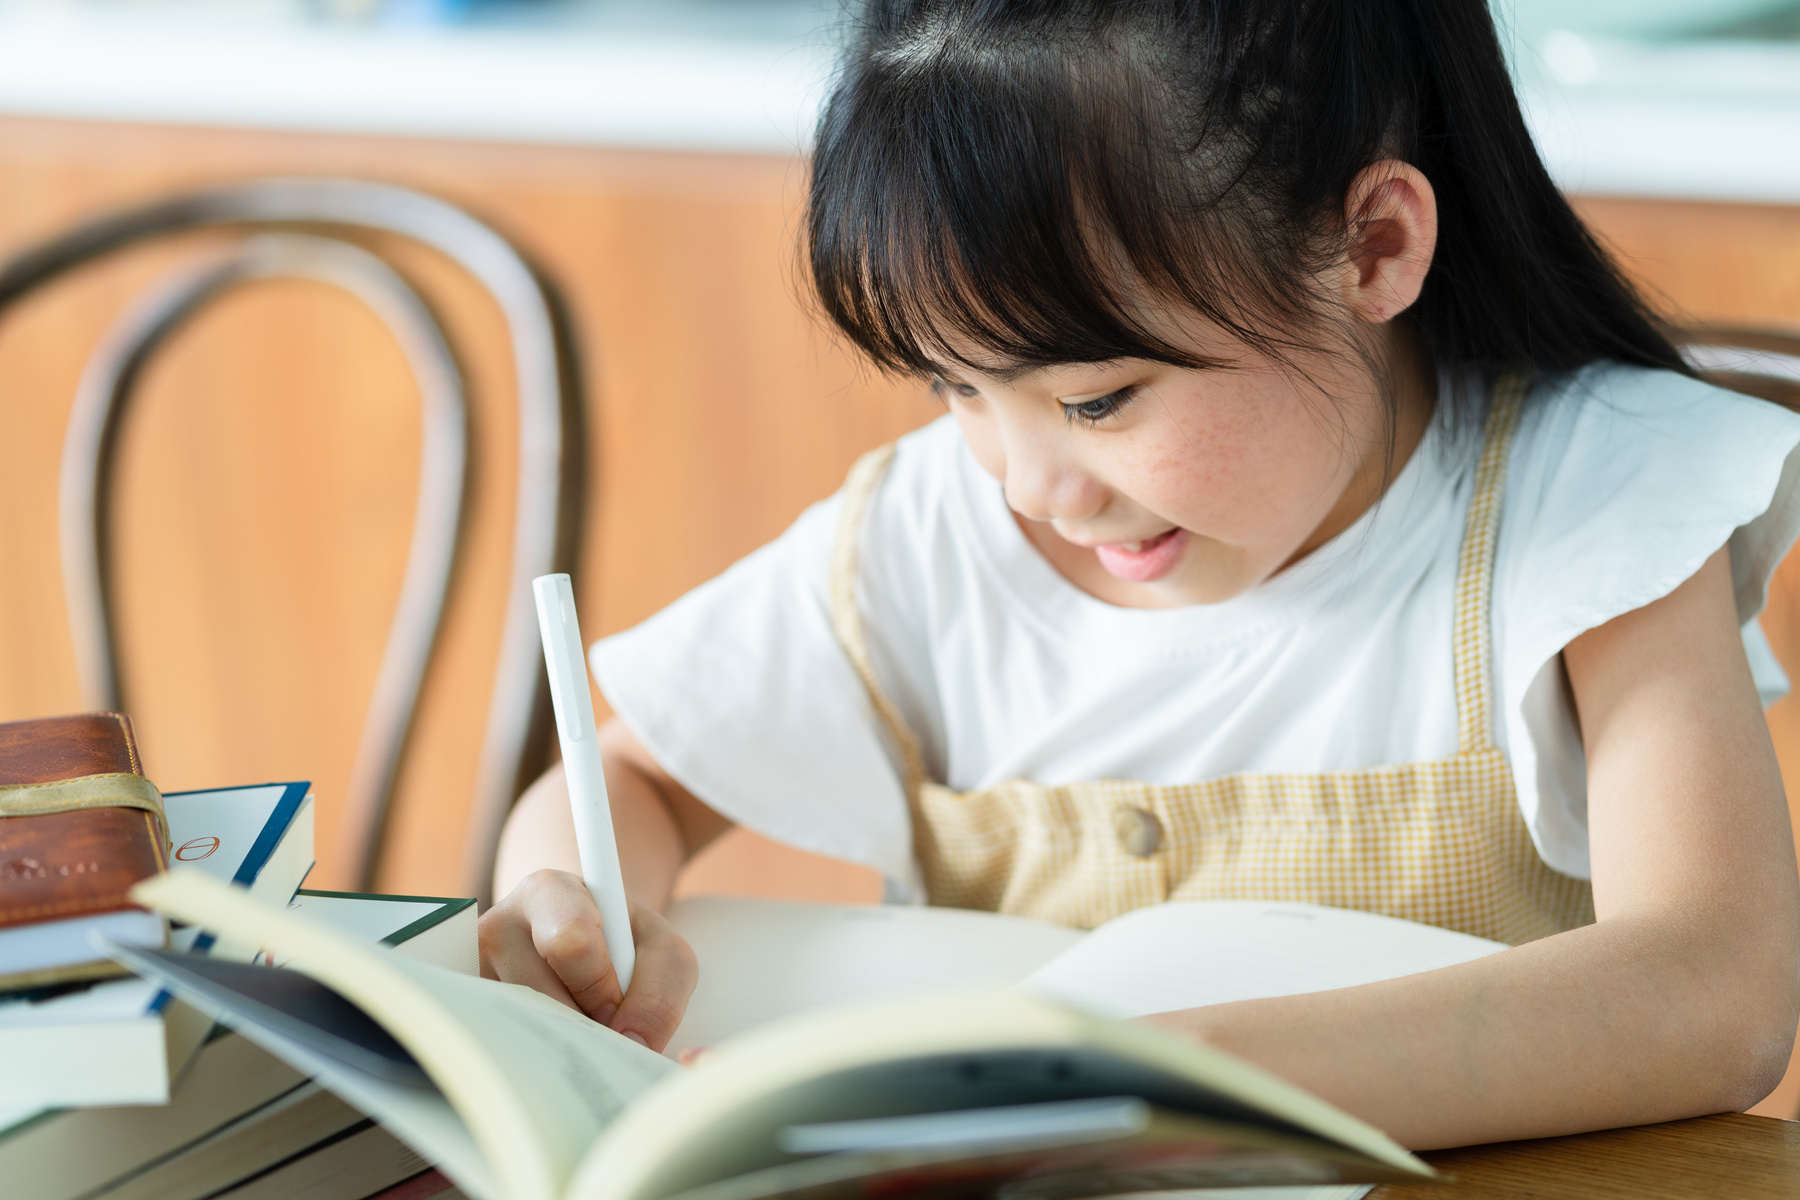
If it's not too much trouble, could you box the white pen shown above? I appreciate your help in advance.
[532,573,636,994]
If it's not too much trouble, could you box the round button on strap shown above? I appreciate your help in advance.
[1113,806,1163,858]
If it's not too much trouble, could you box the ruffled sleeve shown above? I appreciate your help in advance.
[1495,364,1800,878]
[588,491,919,888]
[587,421,971,894]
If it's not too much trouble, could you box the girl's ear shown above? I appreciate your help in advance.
[1340,161,1439,326]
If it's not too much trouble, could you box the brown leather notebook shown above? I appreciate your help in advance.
[0,712,169,990]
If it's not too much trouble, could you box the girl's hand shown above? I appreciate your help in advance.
[478,868,698,1052]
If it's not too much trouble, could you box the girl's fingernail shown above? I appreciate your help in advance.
[622,1031,648,1046]
[595,1003,618,1024]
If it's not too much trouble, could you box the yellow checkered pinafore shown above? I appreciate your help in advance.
[827,376,1595,945]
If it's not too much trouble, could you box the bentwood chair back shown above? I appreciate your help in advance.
[1682,326,1800,413]
[0,180,586,900]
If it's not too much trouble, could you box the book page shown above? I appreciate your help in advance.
[396,906,479,975]
[668,897,1084,1052]
[130,871,678,1200]
[571,991,1428,1200]
[287,894,477,974]
[287,893,447,944]
[1021,901,1505,1020]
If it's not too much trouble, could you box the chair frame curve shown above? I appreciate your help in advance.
[60,232,469,893]
[1,179,586,899]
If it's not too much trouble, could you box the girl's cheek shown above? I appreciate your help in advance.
[951,407,1009,483]
[1145,440,1312,544]
[1125,428,1245,521]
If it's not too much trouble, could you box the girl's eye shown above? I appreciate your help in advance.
[1061,386,1137,426]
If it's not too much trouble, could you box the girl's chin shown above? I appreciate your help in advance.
[1093,528,1188,583]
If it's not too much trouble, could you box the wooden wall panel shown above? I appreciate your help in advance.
[1572,197,1800,331]
[0,115,926,902]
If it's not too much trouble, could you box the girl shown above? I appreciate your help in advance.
[479,0,1800,1150]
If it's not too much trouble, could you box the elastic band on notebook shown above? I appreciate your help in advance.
[0,772,168,845]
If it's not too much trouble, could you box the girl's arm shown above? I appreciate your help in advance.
[479,718,733,1051]
[1148,546,1800,1149]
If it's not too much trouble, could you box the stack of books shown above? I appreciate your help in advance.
[0,714,478,1200]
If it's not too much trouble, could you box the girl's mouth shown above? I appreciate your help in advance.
[1093,527,1186,583]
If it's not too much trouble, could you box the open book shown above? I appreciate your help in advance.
[666,893,1505,1052]
[112,872,1456,1200]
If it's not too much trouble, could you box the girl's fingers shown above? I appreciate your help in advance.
[477,891,584,1014]
[477,870,700,1047]
[610,901,699,1053]
[525,871,627,1022]
[480,869,623,1022]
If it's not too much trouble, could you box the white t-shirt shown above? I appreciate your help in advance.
[593,364,1800,896]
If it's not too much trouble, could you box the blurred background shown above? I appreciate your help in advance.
[0,0,1795,1027]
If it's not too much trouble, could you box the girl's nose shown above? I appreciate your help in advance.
[1001,435,1105,524]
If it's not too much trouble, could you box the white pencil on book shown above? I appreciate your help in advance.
[532,572,636,993]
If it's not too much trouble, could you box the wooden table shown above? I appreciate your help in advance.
[1369,1113,1800,1198]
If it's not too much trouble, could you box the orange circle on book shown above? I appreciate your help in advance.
[176,837,221,861]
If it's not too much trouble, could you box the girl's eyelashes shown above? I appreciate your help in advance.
[1061,386,1137,426]
[929,375,1135,425]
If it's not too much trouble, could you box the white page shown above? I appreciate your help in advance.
[0,1097,42,1133]
[668,897,1084,1053]
[0,976,168,1108]
[0,975,161,1028]
[1021,901,1505,1020]
[287,894,443,944]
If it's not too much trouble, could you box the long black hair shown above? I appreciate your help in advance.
[806,0,1688,413]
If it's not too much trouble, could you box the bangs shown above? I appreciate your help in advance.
[806,8,1341,378]
[809,0,1690,414]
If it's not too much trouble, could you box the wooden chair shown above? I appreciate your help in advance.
[0,180,587,900]
[1681,326,1800,412]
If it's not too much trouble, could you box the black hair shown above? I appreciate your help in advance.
[806,0,1689,413]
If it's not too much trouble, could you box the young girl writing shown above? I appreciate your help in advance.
[479,0,1800,1150]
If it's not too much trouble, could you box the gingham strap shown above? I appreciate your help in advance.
[829,444,930,794]
[1452,374,1527,755]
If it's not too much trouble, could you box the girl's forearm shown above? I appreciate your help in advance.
[1147,909,1797,1150]
[602,752,694,908]
[491,755,695,908]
